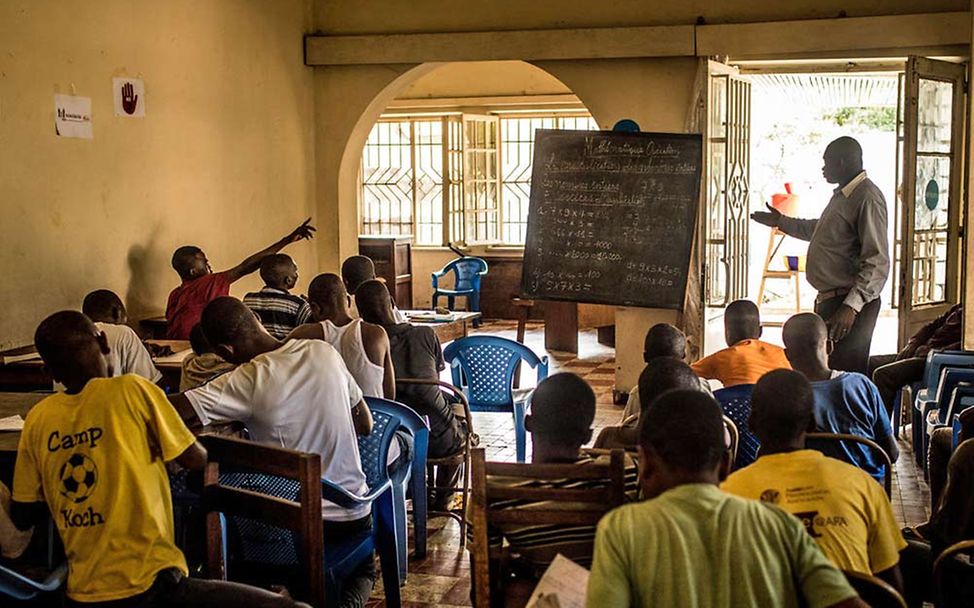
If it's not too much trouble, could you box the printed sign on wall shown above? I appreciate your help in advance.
[54,94,93,139]
[112,77,145,117]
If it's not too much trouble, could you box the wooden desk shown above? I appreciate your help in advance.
[140,316,169,340]
[0,393,49,453]
[404,311,482,344]
[0,340,190,393]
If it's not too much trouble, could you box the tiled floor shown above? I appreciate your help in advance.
[367,320,930,607]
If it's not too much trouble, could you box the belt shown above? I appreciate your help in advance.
[816,288,849,304]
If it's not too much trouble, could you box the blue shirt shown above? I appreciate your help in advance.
[809,372,892,482]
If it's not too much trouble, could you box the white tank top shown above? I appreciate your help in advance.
[320,319,386,398]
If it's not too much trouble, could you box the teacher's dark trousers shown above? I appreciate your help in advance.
[815,295,882,375]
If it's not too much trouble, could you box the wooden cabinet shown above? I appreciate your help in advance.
[359,236,413,309]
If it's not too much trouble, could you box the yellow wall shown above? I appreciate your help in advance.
[397,60,572,99]
[0,0,316,349]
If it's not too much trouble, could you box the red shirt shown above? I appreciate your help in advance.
[165,272,232,339]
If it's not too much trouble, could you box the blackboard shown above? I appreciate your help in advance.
[521,129,702,310]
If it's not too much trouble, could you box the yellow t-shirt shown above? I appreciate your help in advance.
[13,375,195,602]
[721,449,906,574]
[691,339,790,388]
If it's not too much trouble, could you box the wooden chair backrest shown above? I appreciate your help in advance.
[842,570,906,608]
[201,435,325,607]
[469,447,626,608]
[933,539,974,607]
[805,432,892,497]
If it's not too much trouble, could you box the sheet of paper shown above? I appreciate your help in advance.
[0,415,25,431]
[152,348,192,365]
[113,77,145,117]
[526,554,590,608]
[1,352,42,364]
[54,94,93,139]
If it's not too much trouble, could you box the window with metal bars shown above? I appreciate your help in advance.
[359,112,597,246]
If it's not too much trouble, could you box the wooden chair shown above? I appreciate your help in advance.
[201,435,402,607]
[933,539,974,607]
[396,377,475,545]
[805,432,893,497]
[842,570,906,608]
[722,415,739,466]
[469,447,626,608]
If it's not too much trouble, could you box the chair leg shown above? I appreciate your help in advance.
[458,452,470,548]
[893,388,901,439]
[392,481,409,583]
[411,459,427,559]
[447,296,455,311]
[514,402,527,463]
[469,293,482,328]
[375,492,403,606]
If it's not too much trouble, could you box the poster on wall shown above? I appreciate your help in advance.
[112,77,145,117]
[54,94,93,139]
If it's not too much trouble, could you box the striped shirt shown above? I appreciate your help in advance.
[242,287,313,339]
[468,451,639,574]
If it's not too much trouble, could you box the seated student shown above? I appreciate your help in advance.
[595,358,704,450]
[691,299,791,387]
[179,324,235,391]
[355,279,466,510]
[0,481,32,560]
[169,297,380,607]
[783,313,898,482]
[586,389,865,608]
[80,289,161,384]
[165,219,315,339]
[242,254,313,339]
[722,369,906,588]
[11,311,305,608]
[927,405,974,512]
[869,303,962,416]
[341,256,407,323]
[470,374,637,587]
[619,323,711,422]
[288,273,394,399]
[900,437,974,608]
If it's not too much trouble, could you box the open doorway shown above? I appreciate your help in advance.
[748,72,899,354]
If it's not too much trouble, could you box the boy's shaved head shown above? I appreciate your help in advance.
[640,390,725,473]
[200,297,264,359]
[34,311,108,381]
[308,273,347,309]
[355,279,396,325]
[259,254,298,290]
[644,323,686,361]
[725,299,762,345]
[528,373,596,449]
[82,289,126,324]
[782,313,828,358]
[171,245,208,280]
[341,256,376,294]
[750,369,815,446]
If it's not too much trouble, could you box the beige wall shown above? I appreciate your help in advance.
[397,60,572,99]
[315,0,964,34]
[0,0,316,349]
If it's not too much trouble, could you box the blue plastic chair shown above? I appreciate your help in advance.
[203,416,403,607]
[0,563,67,601]
[364,397,430,581]
[912,351,974,465]
[916,367,974,469]
[432,257,488,324]
[444,336,549,463]
[714,384,759,471]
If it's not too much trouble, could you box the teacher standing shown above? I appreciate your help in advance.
[751,136,889,374]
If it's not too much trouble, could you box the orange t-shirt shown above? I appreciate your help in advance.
[691,339,791,388]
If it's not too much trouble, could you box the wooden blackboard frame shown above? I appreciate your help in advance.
[521,129,703,310]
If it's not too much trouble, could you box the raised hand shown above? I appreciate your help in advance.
[750,203,782,228]
[286,218,316,243]
[122,82,138,115]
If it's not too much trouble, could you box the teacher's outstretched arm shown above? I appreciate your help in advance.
[751,203,818,241]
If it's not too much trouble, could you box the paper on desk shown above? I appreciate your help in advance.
[0,415,25,431]
[0,352,42,364]
[152,349,192,365]
[526,554,590,608]
[406,312,454,322]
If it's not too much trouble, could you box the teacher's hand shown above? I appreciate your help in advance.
[828,305,857,342]
[750,203,781,228]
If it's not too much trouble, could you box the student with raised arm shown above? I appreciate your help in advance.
[723,369,905,590]
[587,390,866,608]
[288,273,395,399]
[10,311,306,608]
[165,219,315,339]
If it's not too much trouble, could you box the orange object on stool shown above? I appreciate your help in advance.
[771,182,800,216]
